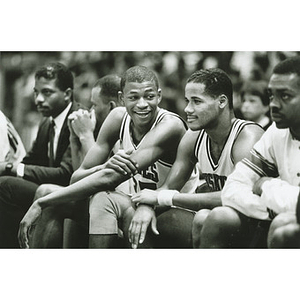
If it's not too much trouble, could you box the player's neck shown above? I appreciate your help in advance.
[290,126,300,141]
[206,113,235,146]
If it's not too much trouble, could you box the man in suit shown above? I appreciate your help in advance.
[0,62,81,248]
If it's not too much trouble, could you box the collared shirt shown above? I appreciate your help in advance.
[49,102,72,159]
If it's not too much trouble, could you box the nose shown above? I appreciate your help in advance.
[35,93,44,105]
[269,95,280,110]
[184,101,193,114]
[136,97,148,108]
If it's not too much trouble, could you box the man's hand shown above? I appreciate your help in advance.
[128,204,159,249]
[252,177,272,196]
[131,189,158,206]
[68,109,96,139]
[104,150,138,176]
[18,201,42,248]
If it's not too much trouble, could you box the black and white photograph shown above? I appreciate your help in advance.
[1,1,299,299]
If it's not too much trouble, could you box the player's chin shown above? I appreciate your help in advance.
[187,121,202,131]
[273,118,288,129]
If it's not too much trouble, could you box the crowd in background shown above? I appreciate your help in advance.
[0,51,298,150]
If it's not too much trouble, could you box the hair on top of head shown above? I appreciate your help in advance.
[240,80,270,106]
[187,68,233,109]
[93,75,121,104]
[273,56,300,77]
[35,62,74,93]
[120,66,159,91]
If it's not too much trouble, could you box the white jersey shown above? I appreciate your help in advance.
[194,118,257,192]
[0,111,26,163]
[116,108,199,195]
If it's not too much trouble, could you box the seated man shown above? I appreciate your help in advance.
[0,62,82,248]
[0,109,26,166]
[131,68,264,248]
[199,56,300,248]
[18,65,198,249]
[31,74,122,248]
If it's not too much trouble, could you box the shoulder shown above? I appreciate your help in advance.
[178,129,200,156]
[232,121,265,163]
[97,107,126,138]
[157,109,187,132]
[106,107,127,122]
[235,121,265,142]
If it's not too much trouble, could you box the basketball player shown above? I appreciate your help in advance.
[131,68,264,248]
[18,65,198,248]
[200,56,300,248]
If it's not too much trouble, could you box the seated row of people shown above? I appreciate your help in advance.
[2,56,300,248]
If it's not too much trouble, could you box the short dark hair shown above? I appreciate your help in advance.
[187,68,233,109]
[35,62,74,92]
[240,80,270,106]
[273,56,300,77]
[120,66,159,91]
[93,75,121,104]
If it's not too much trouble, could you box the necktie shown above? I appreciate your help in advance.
[48,119,55,167]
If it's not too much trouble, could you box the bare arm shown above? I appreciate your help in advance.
[68,109,96,170]
[222,124,273,220]
[70,108,125,183]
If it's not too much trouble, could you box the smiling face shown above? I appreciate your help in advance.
[268,73,300,130]
[34,77,70,118]
[119,80,161,131]
[184,82,220,131]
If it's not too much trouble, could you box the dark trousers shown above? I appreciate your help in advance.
[0,176,38,248]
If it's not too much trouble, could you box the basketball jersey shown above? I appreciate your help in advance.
[116,108,198,195]
[194,119,258,192]
[0,110,26,163]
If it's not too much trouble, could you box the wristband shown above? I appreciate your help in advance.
[157,190,179,206]
[16,163,25,177]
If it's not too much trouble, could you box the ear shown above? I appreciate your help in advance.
[219,94,228,109]
[118,91,124,105]
[157,88,162,105]
[109,101,117,111]
[64,88,72,102]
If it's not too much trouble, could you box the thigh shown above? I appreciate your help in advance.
[0,176,38,210]
[89,190,134,235]
[156,207,195,248]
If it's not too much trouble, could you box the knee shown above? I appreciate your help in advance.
[200,206,242,247]
[193,209,211,230]
[203,206,241,231]
[34,184,61,201]
[269,213,296,232]
[269,216,300,248]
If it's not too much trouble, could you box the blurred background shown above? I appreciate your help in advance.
[0,51,298,151]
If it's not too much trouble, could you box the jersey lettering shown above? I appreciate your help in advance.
[140,164,159,183]
[202,173,227,191]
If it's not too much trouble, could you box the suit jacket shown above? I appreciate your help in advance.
[21,101,84,186]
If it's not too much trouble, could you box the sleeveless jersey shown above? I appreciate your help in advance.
[116,108,198,195]
[194,119,258,192]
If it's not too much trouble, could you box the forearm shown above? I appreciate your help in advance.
[37,168,130,208]
[70,135,95,171]
[70,164,106,184]
[222,162,270,220]
[172,192,221,211]
[261,179,300,214]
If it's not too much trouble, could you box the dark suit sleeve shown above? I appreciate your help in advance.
[22,145,73,186]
